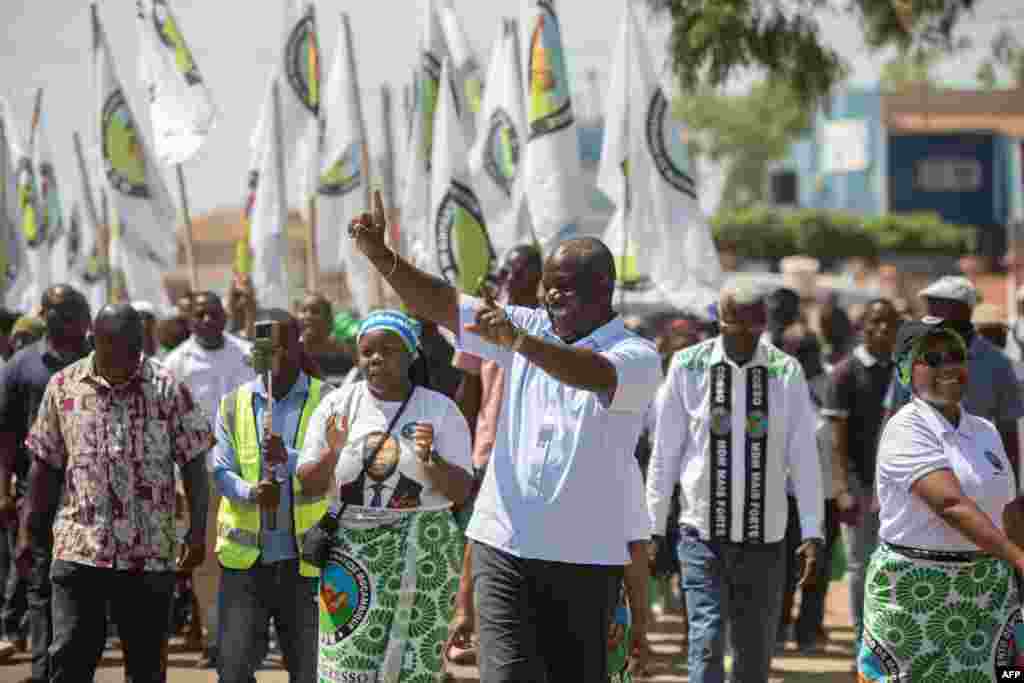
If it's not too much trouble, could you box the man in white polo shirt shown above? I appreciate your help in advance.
[347,194,662,682]
[647,282,824,683]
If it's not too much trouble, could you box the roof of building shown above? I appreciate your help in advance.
[883,87,1024,136]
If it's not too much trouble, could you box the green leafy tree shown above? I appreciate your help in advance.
[976,28,1024,89]
[647,0,975,105]
[678,81,810,210]
[879,47,942,92]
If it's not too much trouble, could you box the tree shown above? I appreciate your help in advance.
[879,47,942,92]
[976,28,1024,89]
[678,81,811,210]
[647,0,975,105]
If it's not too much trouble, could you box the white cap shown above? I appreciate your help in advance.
[131,300,157,317]
[918,276,978,308]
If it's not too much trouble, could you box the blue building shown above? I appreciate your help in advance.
[771,86,1024,261]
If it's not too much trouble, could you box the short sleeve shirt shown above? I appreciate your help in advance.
[822,346,895,485]
[299,382,473,509]
[876,398,1015,551]
[454,295,663,565]
[26,355,214,571]
[0,340,89,488]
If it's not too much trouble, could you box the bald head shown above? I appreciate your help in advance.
[95,304,144,350]
[550,237,617,288]
[94,304,144,384]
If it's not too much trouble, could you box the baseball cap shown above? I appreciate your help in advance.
[894,316,967,386]
[918,276,978,308]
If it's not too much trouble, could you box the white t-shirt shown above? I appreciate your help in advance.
[625,457,651,543]
[877,398,1016,551]
[299,382,472,509]
[163,335,256,426]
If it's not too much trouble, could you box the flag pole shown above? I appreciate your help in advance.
[342,12,381,309]
[175,164,200,294]
[306,193,320,293]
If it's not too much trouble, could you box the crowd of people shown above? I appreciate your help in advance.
[0,195,1022,683]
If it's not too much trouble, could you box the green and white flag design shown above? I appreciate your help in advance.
[318,506,463,683]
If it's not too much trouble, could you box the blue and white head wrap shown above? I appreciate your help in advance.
[357,310,421,357]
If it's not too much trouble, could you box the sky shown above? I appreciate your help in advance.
[2,0,1022,218]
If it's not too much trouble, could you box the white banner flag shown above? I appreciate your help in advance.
[137,0,217,166]
[0,109,27,308]
[521,0,584,251]
[93,3,178,282]
[469,19,531,257]
[400,0,449,268]
[430,58,495,293]
[438,0,483,141]
[251,0,321,202]
[598,1,720,315]
[249,80,291,311]
[318,13,376,315]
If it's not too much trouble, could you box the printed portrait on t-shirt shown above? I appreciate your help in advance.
[337,427,427,509]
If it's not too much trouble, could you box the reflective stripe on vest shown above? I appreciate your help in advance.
[215,377,327,577]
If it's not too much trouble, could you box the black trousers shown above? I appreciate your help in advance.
[49,560,175,683]
[471,540,623,683]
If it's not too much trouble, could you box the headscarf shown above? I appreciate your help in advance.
[894,316,968,389]
[356,310,421,357]
[332,311,361,344]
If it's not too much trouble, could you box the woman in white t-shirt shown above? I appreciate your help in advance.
[297,310,473,682]
[859,318,1024,682]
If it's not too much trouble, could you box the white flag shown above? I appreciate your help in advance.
[521,0,584,250]
[136,0,217,166]
[108,204,171,310]
[430,58,495,293]
[438,0,483,140]
[33,100,64,291]
[252,0,321,202]
[319,13,376,315]
[4,94,48,310]
[597,2,720,314]
[0,109,27,308]
[249,80,291,311]
[71,131,109,312]
[93,3,178,278]
[469,19,532,257]
[400,0,449,267]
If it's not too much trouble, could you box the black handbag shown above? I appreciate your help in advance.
[301,387,415,570]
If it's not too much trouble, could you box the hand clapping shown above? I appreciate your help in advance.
[326,414,350,453]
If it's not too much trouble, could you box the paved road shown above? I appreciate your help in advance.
[0,581,859,682]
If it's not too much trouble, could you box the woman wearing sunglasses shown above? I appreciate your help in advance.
[858,317,1024,682]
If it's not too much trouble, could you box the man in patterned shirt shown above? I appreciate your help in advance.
[16,304,212,683]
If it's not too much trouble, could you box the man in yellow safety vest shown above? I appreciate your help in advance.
[211,309,329,683]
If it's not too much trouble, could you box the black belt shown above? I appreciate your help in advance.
[882,541,988,563]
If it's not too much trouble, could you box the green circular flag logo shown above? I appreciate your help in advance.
[319,143,361,197]
[320,552,372,644]
[483,109,520,199]
[435,180,495,294]
[285,11,320,116]
[527,0,574,140]
[102,90,151,199]
[646,89,696,199]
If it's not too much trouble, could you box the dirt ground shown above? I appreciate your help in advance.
[0,580,859,682]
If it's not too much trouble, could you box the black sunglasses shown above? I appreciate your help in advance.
[916,349,966,368]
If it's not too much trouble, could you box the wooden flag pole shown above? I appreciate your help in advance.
[175,164,200,294]
[306,193,320,293]
[101,187,114,304]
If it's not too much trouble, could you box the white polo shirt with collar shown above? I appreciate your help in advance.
[454,295,663,566]
[877,398,1016,552]
[647,336,823,544]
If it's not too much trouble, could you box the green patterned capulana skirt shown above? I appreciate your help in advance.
[858,542,1024,682]
[317,505,463,683]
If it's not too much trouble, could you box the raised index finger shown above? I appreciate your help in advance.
[373,189,386,227]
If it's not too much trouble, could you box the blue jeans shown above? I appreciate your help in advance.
[218,559,317,683]
[677,526,786,683]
